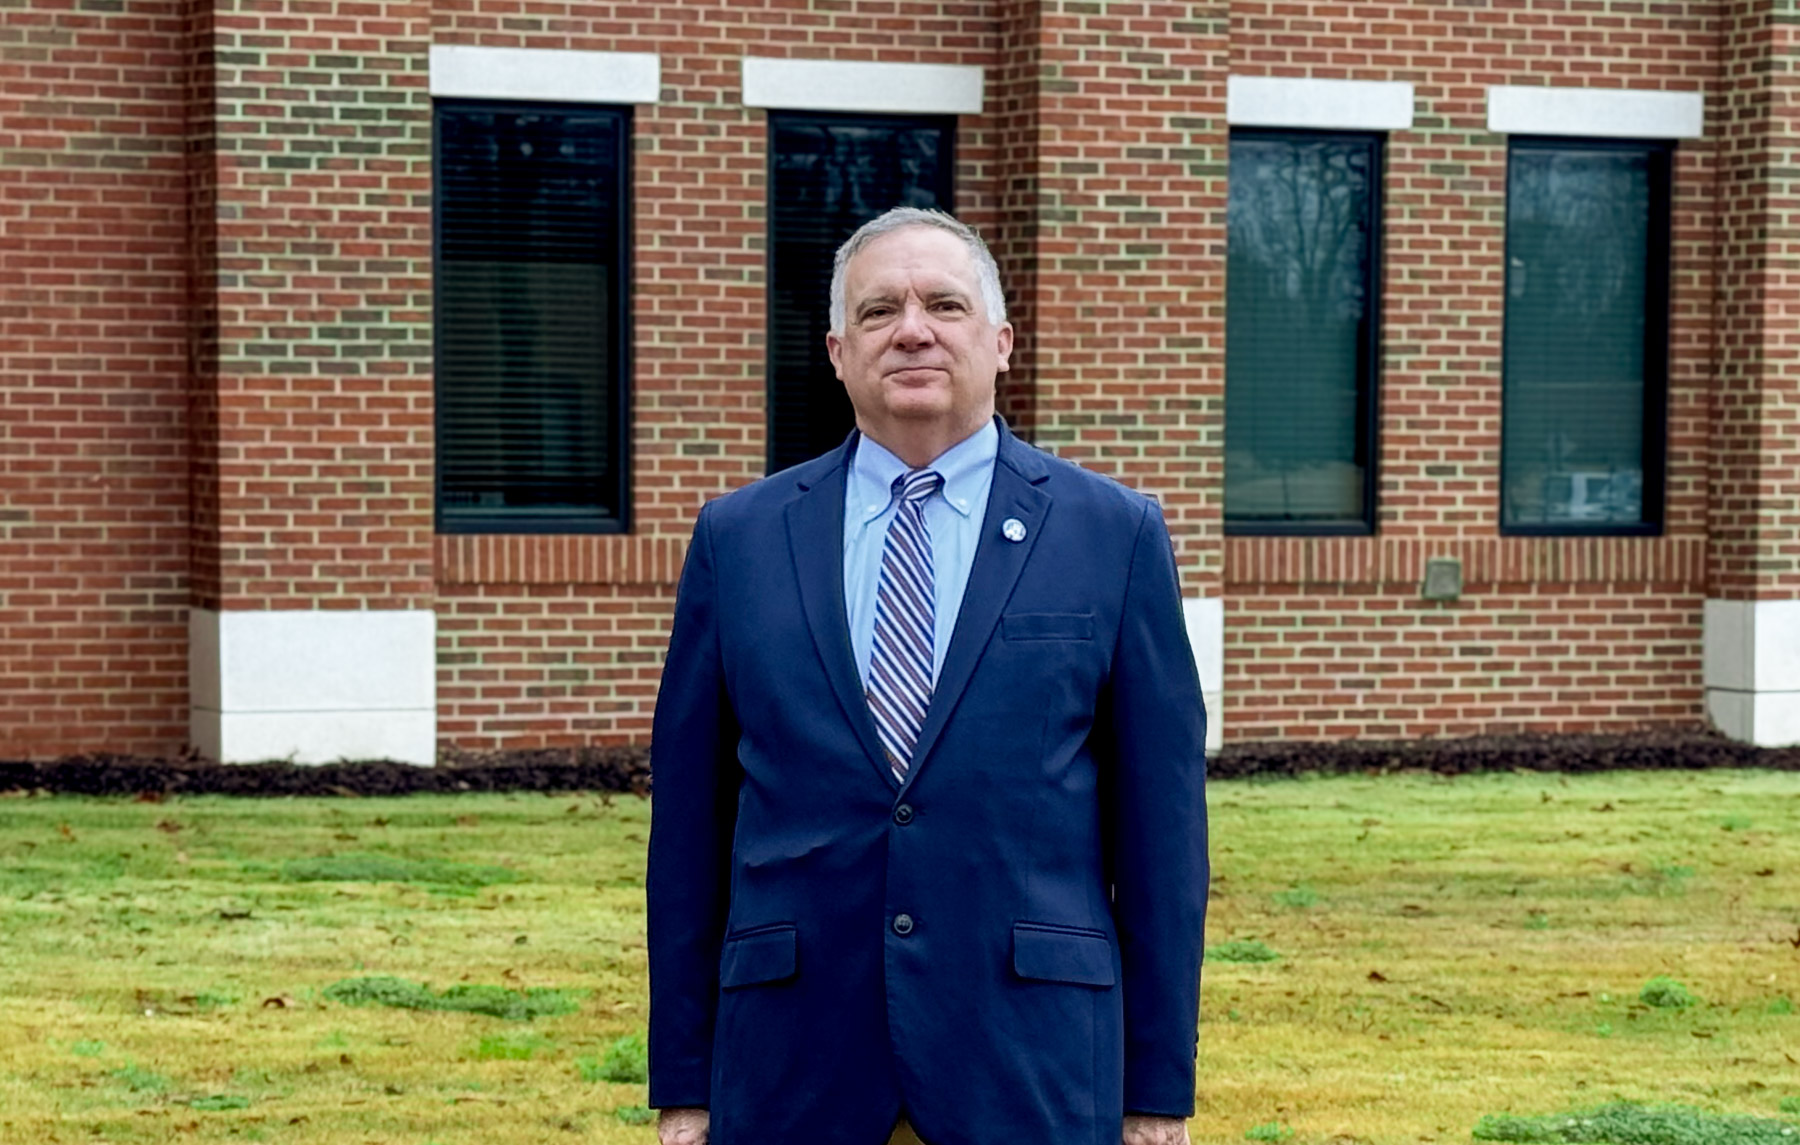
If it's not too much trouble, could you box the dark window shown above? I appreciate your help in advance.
[434,100,629,533]
[767,112,955,474]
[1501,138,1669,534]
[1225,130,1382,533]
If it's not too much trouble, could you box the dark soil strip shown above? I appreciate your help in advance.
[3,730,1797,798]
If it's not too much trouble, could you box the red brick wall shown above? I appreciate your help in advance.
[0,0,191,755]
[1713,0,1800,599]
[1227,582,1704,741]
[1009,1,1229,596]
[425,0,1011,744]
[1222,0,1719,739]
[197,0,436,611]
[1,0,1777,757]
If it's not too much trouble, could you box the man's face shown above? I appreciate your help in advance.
[826,225,1013,449]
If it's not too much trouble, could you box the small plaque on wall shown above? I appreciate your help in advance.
[1422,558,1463,602]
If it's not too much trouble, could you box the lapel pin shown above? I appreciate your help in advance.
[1001,517,1027,543]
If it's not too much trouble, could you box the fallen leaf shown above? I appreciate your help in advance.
[156,820,183,834]
[1368,970,1390,983]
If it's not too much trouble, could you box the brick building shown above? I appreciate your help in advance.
[2,0,1796,763]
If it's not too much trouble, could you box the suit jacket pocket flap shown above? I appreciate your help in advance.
[720,925,797,989]
[1012,923,1115,987]
[1002,612,1095,641]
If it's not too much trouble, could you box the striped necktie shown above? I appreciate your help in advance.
[868,468,943,779]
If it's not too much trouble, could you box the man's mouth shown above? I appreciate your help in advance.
[884,366,946,384]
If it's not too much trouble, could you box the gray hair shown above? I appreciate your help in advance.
[828,207,1007,334]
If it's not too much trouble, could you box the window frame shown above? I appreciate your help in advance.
[431,97,633,536]
[1223,126,1384,537]
[1499,134,1671,538]
[763,109,957,475]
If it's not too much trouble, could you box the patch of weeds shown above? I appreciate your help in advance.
[1767,998,1794,1017]
[1778,1098,1800,1115]
[585,1033,648,1084]
[1640,976,1699,1010]
[1272,885,1319,909]
[1524,913,1551,930]
[281,854,519,892]
[1721,815,1753,832]
[1246,1122,1295,1142]
[185,1094,251,1112]
[1626,863,1695,897]
[110,1064,170,1094]
[1473,1102,1799,1145]
[323,976,580,1021]
[187,990,238,1011]
[70,1040,107,1058]
[1208,940,1282,964]
[473,1032,553,1061]
[1594,1023,1613,1039]
[616,1106,656,1126]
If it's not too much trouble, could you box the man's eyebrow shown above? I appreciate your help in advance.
[923,288,972,304]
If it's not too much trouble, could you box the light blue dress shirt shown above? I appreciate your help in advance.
[844,420,998,691]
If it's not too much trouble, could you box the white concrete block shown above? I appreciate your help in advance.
[1703,598,1755,692]
[1227,76,1415,131]
[1182,597,1225,757]
[430,45,661,105]
[189,610,222,713]
[215,711,440,767]
[1754,599,1800,691]
[1706,688,1754,745]
[190,608,437,765]
[1487,85,1704,139]
[1752,693,1800,748]
[741,57,984,115]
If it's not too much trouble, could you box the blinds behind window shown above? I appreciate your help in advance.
[1501,141,1666,530]
[1224,132,1379,528]
[436,104,627,530]
[767,113,954,474]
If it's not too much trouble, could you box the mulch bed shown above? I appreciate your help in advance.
[2,727,1797,798]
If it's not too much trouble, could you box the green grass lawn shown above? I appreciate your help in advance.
[1,770,1797,1144]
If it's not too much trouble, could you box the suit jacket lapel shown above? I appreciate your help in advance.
[784,436,899,789]
[905,425,1052,785]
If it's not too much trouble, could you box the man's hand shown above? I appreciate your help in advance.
[1123,1114,1191,1145]
[658,1107,709,1145]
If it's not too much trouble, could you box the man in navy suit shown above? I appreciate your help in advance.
[648,207,1209,1145]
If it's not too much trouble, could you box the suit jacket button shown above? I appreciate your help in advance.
[893,803,915,825]
[892,913,915,936]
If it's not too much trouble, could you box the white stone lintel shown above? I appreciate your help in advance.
[190,608,437,765]
[430,45,661,105]
[1487,85,1704,139]
[741,56,983,115]
[1227,76,1415,132]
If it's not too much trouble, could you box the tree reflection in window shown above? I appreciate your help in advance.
[1225,131,1380,531]
[767,113,954,474]
[1502,139,1669,532]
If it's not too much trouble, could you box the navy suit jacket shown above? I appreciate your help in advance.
[647,420,1209,1145]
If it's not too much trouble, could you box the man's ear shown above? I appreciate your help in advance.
[994,322,1015,373]
[826,331,845,380]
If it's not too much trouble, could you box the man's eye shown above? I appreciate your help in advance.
[932,300,967,313]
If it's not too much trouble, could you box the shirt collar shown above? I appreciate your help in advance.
[849,418,999,525]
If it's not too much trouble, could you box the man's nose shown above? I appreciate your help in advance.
[891,301,935,348]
